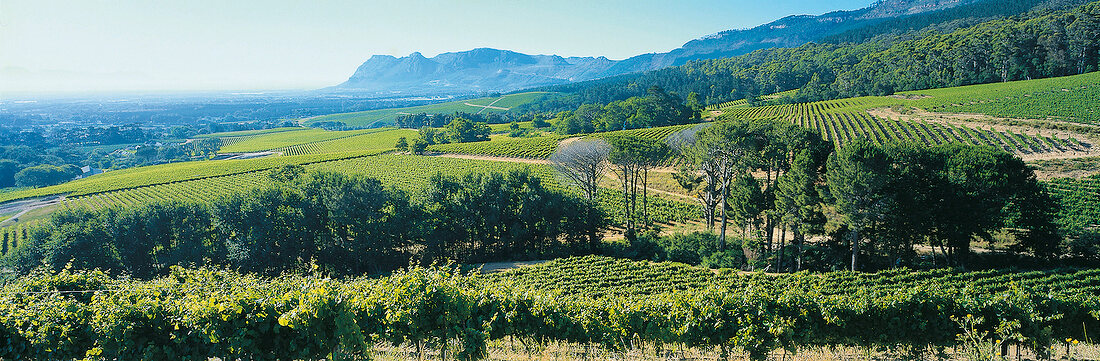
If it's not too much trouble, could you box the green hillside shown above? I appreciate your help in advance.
[900,71,1100,124]
[305,92,549,127]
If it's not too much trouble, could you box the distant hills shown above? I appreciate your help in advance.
[335,0,983,95]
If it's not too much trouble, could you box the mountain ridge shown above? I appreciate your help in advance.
[335,0,984,95]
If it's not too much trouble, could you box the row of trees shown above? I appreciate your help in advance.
[551,119,1060,271]
[2,168,605,278]
[394,111,515,129]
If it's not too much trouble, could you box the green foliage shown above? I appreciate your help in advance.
[427,136,566,158]
[1,257,1098,360]
[549,86,697,135]
[3,168,607,277]
[529,1,1100,112]
[14,164,79,188]
[443,117,491,143]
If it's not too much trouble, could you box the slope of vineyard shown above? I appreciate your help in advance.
[488,255,1100,298]
[900,71,1100,124]
[426,136,566,159]
[427,124,702,159]
[218,128,386,153]
[305,92,548,128]
[0,150,387,204]
[716,96,1091,156]
[18,154,699,231]
[275,128,417,156]
[1046,175,1100,231]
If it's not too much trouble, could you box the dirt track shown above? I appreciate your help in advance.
[0,196,65,227]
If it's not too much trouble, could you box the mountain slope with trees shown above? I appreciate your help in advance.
[520,0,1100,113]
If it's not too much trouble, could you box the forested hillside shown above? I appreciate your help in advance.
[521,1,1100,113]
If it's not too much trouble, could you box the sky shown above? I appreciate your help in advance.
[0,0,873,93]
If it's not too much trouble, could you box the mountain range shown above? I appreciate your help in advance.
[335,0,983,95]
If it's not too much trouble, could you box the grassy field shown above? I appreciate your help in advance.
[304,92,549,128]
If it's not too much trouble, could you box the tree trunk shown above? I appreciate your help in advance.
[850,229,860,272]
[642,168,649,226]
[777,225,786,273]
[795,227,803,272]
[719,182,728,249]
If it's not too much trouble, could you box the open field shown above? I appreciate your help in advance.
[304,92,549,128]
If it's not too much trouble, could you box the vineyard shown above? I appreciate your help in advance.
[0,150,388,204]
[217,128,386,154]
[716,97,1091,154]
[900,71,1100,124]
[427,124,701,159]
[0,153,702,254]
[426,136,566,159]
[1045,175,1100,231]
[0,260,1095,360]
[488,255,1100,298]
[274,128,416,156]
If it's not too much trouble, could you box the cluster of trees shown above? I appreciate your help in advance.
[523,1,1100,112]
[394,111,517,129]
[551,119,1065,271]
[546,86,699,135]
[397,117,492,154]
[3,168,604,277]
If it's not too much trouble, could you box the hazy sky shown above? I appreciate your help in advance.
[1,0,872,93]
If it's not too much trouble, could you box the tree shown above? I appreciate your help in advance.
[550,139,610,202]
[444,117,490,143]
[14,164,74,188]
[687,122,759,248]
[607,135,669,231]
[419,127,441,145]
[394,136,408,151]
[668,125,721,232]
[774,150,824,271]
[930,144,1049,267]
[421,170,604,263]
[0,159,18,188]
[532,115,550,128]
[408,137,428,155]
[826,140,893,271]
[301,172,418,274]
[269,164,306,183]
